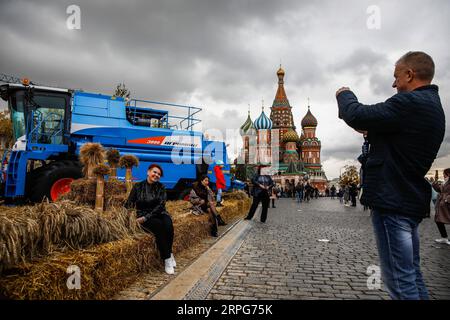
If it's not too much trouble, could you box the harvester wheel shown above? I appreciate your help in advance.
[26,160,82,202]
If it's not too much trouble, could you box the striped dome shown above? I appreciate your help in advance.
[254,110,273,130]
[239,112,255,135]
[282,128,299,143]
[301,107,318,128]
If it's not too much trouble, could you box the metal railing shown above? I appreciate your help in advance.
[126,99,202,131]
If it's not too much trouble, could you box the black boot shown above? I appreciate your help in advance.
[217,214,227,226]
[211,219,218,237]
[211,225,218,237]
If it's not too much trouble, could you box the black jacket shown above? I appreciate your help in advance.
[125,180,168,221]
[252,174,274,198]
[337,85,445,218]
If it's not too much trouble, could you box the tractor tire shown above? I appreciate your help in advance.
[26,160,83,203]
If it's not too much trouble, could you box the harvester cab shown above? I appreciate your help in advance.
[0,83,71,151]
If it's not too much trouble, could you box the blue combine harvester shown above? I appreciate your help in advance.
[0,80,231,202]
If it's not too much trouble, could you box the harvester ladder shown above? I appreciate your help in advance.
[5,151,22,197]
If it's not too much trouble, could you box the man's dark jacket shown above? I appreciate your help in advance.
[337,85,445,218]
[251,174,274,198]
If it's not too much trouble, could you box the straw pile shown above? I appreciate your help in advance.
[0,236,158,300]
[63,179,127,209]
[0,192,251,300]
[222,190,249,201]
[79,143,105,178]
[0,201,142,272]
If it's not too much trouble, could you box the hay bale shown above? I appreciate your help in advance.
[0,207,41,272]
[0,201,143,273]
[0,212,212,300]
[222,190,249,201]
[63,179,127,209]
[0,198,250,299]
[0,236,159,300]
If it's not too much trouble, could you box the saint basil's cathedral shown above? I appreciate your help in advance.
[238,66,328,192]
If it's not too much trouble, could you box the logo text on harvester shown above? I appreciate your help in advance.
[177,304,273,318]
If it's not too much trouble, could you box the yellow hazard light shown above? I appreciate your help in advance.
[22,78,30,86]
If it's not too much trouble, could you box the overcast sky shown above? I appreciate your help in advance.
[0,0,449,179]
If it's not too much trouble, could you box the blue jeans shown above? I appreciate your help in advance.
[216,188,223,203]
[296,191,303,203]
[371,210,429,300]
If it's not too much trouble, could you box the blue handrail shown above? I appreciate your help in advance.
[126,99,202,131]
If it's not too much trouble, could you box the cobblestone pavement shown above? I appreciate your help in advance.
[114,216,243,300]
[207,198,450,300]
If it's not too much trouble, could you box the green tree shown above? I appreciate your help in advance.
[113,82,131,101]
[0,111,13,148]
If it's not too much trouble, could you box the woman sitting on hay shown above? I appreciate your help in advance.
[189,175,227,237]
[125,164,176,275]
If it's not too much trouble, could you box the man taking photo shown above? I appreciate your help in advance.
[336,51,445,299]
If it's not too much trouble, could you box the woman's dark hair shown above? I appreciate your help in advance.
[198,174,209,182]
[148,164,164,177]
[444,168,450,177]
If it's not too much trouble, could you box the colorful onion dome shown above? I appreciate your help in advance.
[282,128,300,143]
[301,106,318,128]
[254,107,273,130]
[239,111,256,135]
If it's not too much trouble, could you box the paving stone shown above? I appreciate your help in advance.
[206,198,450,300]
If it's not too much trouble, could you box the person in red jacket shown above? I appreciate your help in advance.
[214,160,226,207]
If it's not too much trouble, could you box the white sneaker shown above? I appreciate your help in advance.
[434,238,449,244]
[170,253,176,267]
[164,258,174,275]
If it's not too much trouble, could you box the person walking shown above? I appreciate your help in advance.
[213,160,226,207]
[343,185,350,206]
[429,177,438,206]
[336,51,445,299]
[330,185,337,199]
[270,184,278,208]
[295,181,304,204]
[432,168,450,245]
[350,183,358,207]
[245,167,274,223]
[338,188,344,204]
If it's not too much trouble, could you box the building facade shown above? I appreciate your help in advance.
[239,66,328,192]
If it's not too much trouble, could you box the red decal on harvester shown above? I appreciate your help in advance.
[127,136,166,145]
